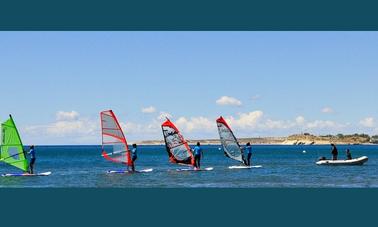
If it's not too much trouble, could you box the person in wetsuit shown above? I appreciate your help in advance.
[28,145,36,174]
[244,142,253,166]
[193,142,203,170]
[346,149,352,160]
[331,144,338,160]
[130,144,138,172]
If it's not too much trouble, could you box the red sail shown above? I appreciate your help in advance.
[161,118,194,166]
[100,110,132,166]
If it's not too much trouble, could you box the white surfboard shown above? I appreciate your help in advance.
[229,165,262,169]
[107,168,154,174]
[176,167,214,172]
[2,171,52,177]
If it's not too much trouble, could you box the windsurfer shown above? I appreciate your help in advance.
[130,144,138,172]
[193,142,203,170]
[346,149,352,160]
[28,145,36,174]
[244,142,252,166]
[331,144,338,160]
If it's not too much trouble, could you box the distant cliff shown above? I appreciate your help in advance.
[282,133,373,145]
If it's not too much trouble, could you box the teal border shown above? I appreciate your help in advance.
[1,189,377,226]
[1,0,378,30]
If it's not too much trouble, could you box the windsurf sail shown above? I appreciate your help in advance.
[216,116,245,164]
[161,118,194,166]
[0,115,29,172]
[100,110,132,166]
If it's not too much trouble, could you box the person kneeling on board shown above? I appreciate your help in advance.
[192,142,203,170]
[331,144,338,160]
[130,144,138,172]
[28,145,36,174]
[346,149,352,160]
[244,142,253,166]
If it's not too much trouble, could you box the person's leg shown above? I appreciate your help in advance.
[132,157,136,172]
[30,159,35,174]
[242,156,246,165]
[248,153,252,166]
[194,155,199,169]
[198,156,201,169]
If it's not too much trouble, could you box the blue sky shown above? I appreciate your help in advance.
[0,32,377,144]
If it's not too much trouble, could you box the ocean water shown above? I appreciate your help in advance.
[0,145,377,188]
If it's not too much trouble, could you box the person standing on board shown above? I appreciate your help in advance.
[331,144,338,160]
[244,142,253,166]
[346,149,352,160]
[28,145,36,174]
[193,142,203,170]
[130,144,138,172]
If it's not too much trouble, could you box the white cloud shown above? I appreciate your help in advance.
[360,117,375,128]
[21,109,364,145]
[264,119,297,130]
[23,111,99,144]
[264,119,288,129]
[25,118,97,137]
[296,116,305,125]
[141,106,156,114]
[321,107,334,114]
[120,121,159,135]
[56,111,80,121]
[226,111,264,129]
[175,116,214,133]
[216,96,242,106]
[305,120,344,130]
[223,112,346,134]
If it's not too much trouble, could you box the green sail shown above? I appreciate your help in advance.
[0,115,29,172]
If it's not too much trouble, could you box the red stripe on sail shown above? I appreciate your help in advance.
[100,110,132,166]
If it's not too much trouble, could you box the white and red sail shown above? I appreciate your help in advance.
[100,110,132,166]
[161,118,194,166]
[216,116,245,164]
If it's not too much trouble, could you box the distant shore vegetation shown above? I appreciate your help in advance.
[285,133,377,145]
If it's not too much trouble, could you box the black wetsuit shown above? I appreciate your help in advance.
[245,145,252,166]
[332,146,338,160]
[346,152,352,160]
